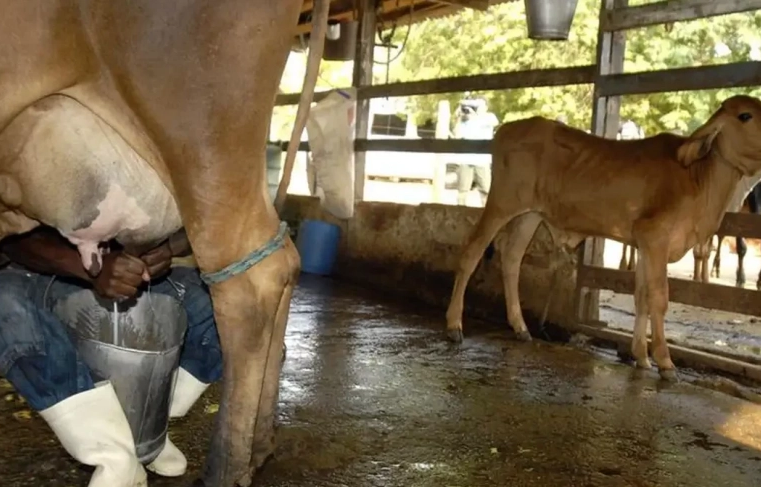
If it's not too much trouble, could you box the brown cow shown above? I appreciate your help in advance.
[0,1,328,486]
[445,96,761,381]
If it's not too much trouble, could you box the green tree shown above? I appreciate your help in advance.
[385,0,761,135]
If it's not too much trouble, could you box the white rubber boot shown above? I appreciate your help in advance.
[168,367,211,419]
[146,367,210,477]
[39,381,147,487]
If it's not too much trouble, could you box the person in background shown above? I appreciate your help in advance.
[454,98,499,206]
[0,226,222,486]
[618,119,645,140]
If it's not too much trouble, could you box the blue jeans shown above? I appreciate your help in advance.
[0,265,223,411]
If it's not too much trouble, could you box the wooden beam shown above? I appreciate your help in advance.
[353,0,377,202]
[275,65,596,105]
[295,0,418,35]
[602,0,761,32]
[598,61,761,97]
[361,65,596,99]
[354,138,491,153]
[577,0,627,325]
[577,265,761,317]
[283,138,490,153]
[434,0,490,11]
[378,1,454,26]
[572,324,761,382]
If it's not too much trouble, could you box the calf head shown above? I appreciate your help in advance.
[678,95,761,176]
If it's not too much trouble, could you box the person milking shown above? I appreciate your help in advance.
[0,226,223,486]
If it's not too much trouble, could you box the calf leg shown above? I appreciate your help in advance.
[736,236,747,287]
[631,256,651,369]
[628,246,637,271]
[711,235,724,278]
[638,244,676,380]
[445,206,519,342]
[618,244,629,271]
[496,213,541,341]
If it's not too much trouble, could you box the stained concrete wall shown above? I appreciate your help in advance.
[282,195,579,335]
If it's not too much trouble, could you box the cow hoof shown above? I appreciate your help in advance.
[446,328,464,343]
[515,330,532,342]
[659,368,679,382]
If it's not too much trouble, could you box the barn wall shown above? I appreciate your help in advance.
[282,195,579,332]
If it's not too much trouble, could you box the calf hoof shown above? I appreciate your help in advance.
[659,368,679,382]
[634,358,651,370]
[446,328,464,343]
[515,330,532,342]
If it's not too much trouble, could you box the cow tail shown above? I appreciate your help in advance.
[274,0,330,214]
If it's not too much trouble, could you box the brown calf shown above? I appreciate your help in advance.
[445,96,761,381]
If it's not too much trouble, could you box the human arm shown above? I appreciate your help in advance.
[138,227,192,279]
[0,227,97,282]
[0,227,148,300]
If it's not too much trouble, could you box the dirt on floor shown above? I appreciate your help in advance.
[3,275,761,487]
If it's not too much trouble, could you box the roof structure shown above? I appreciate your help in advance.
[295,0,519,37]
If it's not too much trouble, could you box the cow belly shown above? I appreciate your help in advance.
[0,95,182,273]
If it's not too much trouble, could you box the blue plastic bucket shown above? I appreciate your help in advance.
[296,219,341,276]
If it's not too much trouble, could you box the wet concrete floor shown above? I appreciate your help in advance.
[3,275,761,486]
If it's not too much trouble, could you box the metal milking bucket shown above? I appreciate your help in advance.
[524,0,580,40]
[54,288,188,464]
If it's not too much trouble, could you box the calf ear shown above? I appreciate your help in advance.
[677,116,723,167]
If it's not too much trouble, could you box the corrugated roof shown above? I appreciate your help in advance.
[296,0,520,36]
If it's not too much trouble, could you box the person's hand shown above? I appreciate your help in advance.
[140,242,173,280]
[93,251,148,300]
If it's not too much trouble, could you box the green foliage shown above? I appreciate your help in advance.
[383,0,761,135]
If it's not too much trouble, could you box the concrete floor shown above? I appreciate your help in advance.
[3,275,761,486]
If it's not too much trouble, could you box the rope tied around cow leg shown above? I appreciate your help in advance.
[199,221,290,286]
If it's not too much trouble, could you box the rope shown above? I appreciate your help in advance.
[374,0,414,66]
[199,221,289,286]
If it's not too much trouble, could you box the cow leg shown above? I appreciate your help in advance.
[249,276,295,472]
[497,213,541,341]
[87,2,306,485]
[445,206,518,342]
[631,254,650,369]
[711,235,724,278]
[736,236,747,287]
